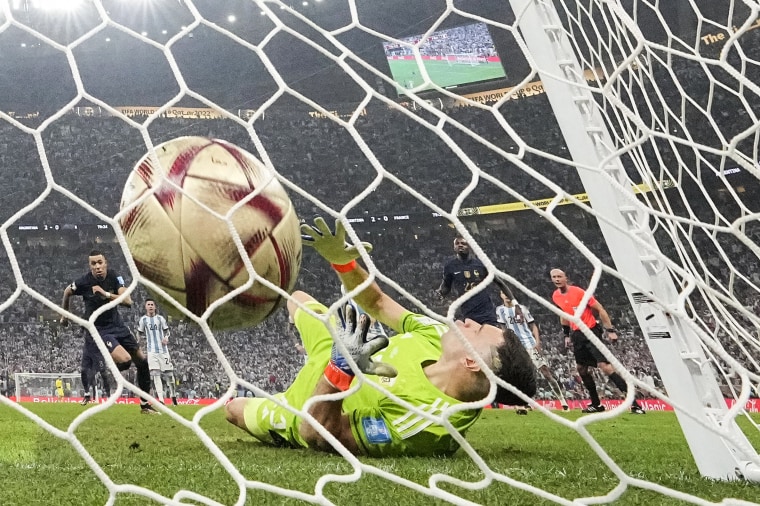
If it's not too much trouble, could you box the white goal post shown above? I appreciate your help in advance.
[511,0,760,483]
[14,372,85,401]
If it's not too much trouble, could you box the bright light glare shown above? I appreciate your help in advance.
[302,1,308,5]
[32,0,83,10]
[227,15,236,22]
[161,30,168,34]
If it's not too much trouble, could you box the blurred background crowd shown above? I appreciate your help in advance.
[1,43,759,404]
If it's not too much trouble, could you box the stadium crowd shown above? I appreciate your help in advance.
[1,51,759,403]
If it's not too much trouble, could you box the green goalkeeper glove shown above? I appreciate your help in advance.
[301,217,373,267]
[323,304,397,391]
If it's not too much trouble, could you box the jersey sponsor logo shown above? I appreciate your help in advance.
[362,416,392,444]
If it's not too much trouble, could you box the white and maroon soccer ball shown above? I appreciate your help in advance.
[119,136,301,330]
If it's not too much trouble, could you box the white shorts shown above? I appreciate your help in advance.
[528,347,549,370]
[148,352,174,372]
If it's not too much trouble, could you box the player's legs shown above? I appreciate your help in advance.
[596,361,645,414]
[288,291,336,358]
[226,293,335,447]
[163,370,178,404]
[528,347,567,408]
[99,366,111,398]
[147,353,165,402]
[537,364,569,409]
[80,352,98,404]
[111,327,158,413]
[571,330,604,411]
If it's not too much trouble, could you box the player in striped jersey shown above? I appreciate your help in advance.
[496,291,569,412]
[225,217,536,456]
[137,299,178,406]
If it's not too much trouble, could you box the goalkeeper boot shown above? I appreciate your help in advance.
[630,403,646,415]
[80,394,91,406]
[582,404,606,413]
[515,407,529,415]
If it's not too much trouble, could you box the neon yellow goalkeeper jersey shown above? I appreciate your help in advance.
[244,306,483,457]
[342,311,482,457]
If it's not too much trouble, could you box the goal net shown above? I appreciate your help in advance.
[14,372,85,401]
[1,0,759,504]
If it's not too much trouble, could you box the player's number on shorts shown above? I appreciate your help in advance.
[164,357,170,365]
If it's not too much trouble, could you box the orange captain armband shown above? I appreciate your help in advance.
[324,362,354,391]
[331,260,358,273]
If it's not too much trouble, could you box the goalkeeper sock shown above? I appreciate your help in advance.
[580,373,601,406]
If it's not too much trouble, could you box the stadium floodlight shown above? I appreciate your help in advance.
[227,14,236,22]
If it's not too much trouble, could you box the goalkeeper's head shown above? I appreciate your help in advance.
[491,327,537,406]
[442,320,536,406]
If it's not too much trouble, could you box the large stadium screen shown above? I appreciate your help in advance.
[382,22,507,94]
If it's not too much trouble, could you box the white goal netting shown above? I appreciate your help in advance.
[1,0,760,504]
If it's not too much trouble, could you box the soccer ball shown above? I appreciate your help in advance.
[119,136,302,330]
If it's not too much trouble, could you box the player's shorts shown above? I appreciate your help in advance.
[570,326,608,367]
[148,351,174,372]
[96,324,139,354]
[242,299,335,448]
[527,347,549,370]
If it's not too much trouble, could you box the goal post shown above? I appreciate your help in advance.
[509,0,760,481]
[14,372,85,401]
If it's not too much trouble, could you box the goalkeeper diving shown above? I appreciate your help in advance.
[225,217,536,457]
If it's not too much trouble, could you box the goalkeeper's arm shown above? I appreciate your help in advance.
[299,378,359,454]
[333,262,408,334]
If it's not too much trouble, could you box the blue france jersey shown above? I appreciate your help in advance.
[441,256,497,325]
[69,270,127,329]
[496,303,536,349]
[138,314,169,354]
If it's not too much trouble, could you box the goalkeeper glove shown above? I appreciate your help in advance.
[323,304,397,391]
[301,217,373,267]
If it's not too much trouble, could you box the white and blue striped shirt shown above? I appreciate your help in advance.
[495,303,536,349]
[138,314,170,354]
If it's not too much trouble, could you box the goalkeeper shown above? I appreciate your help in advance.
[225,217,535,457]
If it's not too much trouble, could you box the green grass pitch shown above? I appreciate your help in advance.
[388,59,506,91]
[1,404,758,505]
